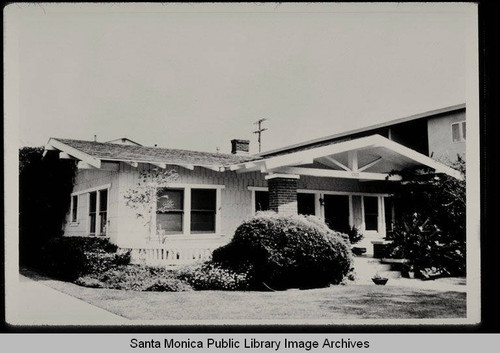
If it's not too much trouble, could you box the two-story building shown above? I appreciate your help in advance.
[42,104,465,264]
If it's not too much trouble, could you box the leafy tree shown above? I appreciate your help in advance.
[19,147,77,267]
[123,168,179,243]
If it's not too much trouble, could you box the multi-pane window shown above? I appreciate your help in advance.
[451,121,466,142]
[71,195,78,222]
[156,187,218,235]
[156,188,184,234]
[191,189,216,233]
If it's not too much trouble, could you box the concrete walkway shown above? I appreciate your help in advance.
[6,274,128,325]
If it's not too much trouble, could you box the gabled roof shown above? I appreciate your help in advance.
[230,134,462,180]
[258,103,466,158]
[106,137,143,146]
[46,138,260,169]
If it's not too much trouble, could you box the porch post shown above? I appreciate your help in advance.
[265,174,300,216]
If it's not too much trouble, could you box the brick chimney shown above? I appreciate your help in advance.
[231,139,250,155]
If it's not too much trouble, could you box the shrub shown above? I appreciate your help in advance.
[345,226,364,245]
[40,237,130,281]
[77,265,192,292]
[385,213,466,277]
[212,212,353,290]
[178,262,252,290]
[386,158,466,277]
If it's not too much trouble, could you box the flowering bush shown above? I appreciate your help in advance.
[76,265,192,292]
[178,262,252,290]
[212,212,353,290]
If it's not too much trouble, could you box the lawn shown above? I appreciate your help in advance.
[21,269,466,322]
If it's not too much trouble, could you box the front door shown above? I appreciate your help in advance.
[323,194,350,233]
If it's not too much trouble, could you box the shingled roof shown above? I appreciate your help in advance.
[49,138,260,167]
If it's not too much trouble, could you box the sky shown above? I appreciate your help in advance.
[8,3,472,154]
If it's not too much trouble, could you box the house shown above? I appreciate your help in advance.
[43,104,465,264]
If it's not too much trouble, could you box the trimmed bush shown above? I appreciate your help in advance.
[212,212,353,290]
[40,237,130,281]
[178,262,252,291]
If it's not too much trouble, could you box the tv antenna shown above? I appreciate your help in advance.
[253,118,268,153]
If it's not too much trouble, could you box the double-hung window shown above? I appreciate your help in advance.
[451,121,466,142]
[156,188,184,234]
[156,186,219,235]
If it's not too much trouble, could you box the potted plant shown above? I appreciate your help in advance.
[371,273,389,285]
[346,226,366,256]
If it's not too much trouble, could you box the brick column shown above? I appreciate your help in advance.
[265,174,300,216]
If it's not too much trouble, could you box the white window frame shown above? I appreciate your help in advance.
[451,120,466,143]
[70,184,111,237]
[153,183,224,240]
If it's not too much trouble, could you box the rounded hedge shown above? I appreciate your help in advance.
[212,212,353,290]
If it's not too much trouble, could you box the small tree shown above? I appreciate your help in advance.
[123,167,179,243]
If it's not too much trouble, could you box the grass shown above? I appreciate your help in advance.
[20,268,466,321]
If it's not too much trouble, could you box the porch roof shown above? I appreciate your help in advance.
[229,134,462,181]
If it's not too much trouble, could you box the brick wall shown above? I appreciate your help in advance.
[268,177,298,215]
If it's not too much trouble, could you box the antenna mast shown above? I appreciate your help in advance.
[253,118,268,153]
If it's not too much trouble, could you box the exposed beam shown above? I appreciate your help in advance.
[59,152,72,159]
[48,139,101,168]
[358,157,382,172]
[77,161,95,169]
[265,157,314,171]
[347,150,358,172]
[259,136,379,172]
[124,161,139,168]
[277,167,401,181]
[265,173,300,180]
[229,164,243,171]
[44,144,57,151]
[200,165,223,172]
[177,164,195,170]
[150,162,166,169]
[321,156,351,171]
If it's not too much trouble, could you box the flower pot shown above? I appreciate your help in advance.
[372,277,389,285]
[352,247,367,256]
